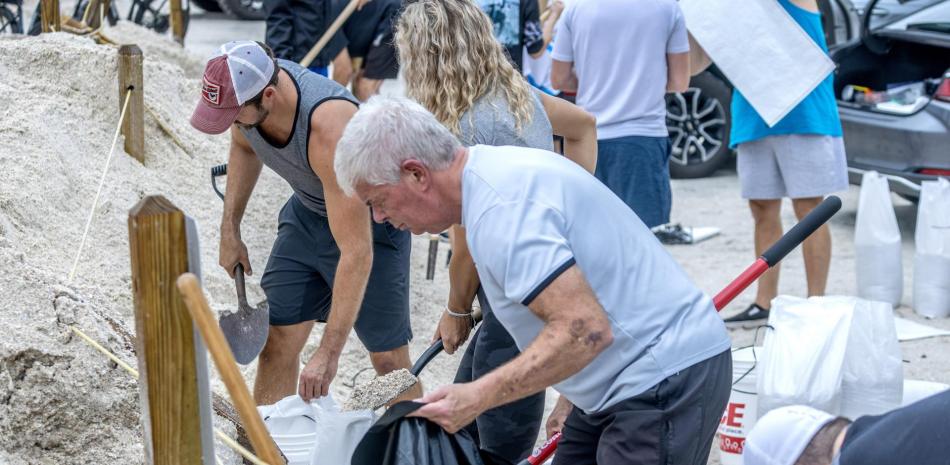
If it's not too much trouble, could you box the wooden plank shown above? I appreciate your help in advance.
[169,0,186,45]
[177,274,284,465]
[118,45,145,163]
[39,0,60,33]
[128,196,204,465]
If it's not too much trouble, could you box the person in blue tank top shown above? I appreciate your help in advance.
[189,41,420,407]
[722,0,849,323]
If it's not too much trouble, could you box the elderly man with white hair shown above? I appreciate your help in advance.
[334,96,732,465]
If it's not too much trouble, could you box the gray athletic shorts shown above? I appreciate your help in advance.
[260,195,412,353]
[736,134,849,200]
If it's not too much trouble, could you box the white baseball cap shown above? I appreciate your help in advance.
[191,41,277,135]
[743,405,836,465]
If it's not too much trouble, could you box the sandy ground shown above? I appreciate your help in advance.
[1,15,948,465]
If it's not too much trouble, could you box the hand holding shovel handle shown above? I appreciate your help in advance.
[519,195,843,465]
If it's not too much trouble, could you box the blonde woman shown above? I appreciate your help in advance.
[396,1,597,461]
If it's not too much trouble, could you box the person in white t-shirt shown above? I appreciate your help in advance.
[334,96,732,465]
[551,0,690,228]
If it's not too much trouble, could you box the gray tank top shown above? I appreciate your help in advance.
[240,59,358,216]
[457,88,553,151]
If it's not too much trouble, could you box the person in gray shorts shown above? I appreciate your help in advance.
[719,0,849,324]
[189,40,418,406]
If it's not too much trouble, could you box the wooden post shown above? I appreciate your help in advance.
[83,0,112,29]
[118,45,145,164]
[178,275,284,465]
[39,0,60,32]
[169,0,186,45]
[129,196,205,465]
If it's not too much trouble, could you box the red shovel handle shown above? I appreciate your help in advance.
[518,195,842,465]
[713,195,841,311]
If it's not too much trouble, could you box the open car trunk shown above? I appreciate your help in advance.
[833,34,950,113]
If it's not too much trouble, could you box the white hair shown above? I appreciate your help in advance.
[334,96,462,196]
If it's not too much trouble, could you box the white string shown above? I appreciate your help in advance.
[67,88,133,284]
[68,325,275,465]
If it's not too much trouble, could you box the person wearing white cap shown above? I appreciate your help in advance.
[744,390,950,465]
[190,41,419,406]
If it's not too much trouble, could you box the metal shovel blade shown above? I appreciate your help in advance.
[219,264,269,365]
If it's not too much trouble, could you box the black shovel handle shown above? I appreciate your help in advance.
[211,163,227,201]
[410,309,484,377]
[233,263,249,306]
[761,195,841,267]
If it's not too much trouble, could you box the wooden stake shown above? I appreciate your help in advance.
[118,45,145,163]
[82,0,111,29]
[177,274,285,465]
[169,0,186,45]
[128,196,205,465]
[39,0,60,33]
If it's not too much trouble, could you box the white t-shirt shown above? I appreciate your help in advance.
[551,0,689,139]
[462,145,731,413]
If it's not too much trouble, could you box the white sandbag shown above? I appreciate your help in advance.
[309,395,375,465]
[757,296,853,417]
[257,395,375,465]
[854,171,903,306]
[913,178,950,318]
[839,298,903,419]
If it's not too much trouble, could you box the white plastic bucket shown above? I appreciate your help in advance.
[717,347,760,465]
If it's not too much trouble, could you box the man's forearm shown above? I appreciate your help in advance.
[317,248,373,355]
[447,225,479,312]
[221,148,263,232]
[473,317,609,412]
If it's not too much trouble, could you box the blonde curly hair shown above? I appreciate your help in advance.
[396,0,535,136]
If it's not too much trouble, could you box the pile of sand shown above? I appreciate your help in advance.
[0,23,471,465]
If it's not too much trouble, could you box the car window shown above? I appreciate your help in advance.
[852,0,946,29]
[884,0,950,31]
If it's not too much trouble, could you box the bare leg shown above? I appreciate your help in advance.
[331,48,354,87]
[792,196,831,297]
[254,321,314,405]
[749,199,783,309]
[369,345,423,403]
[353,74,384,102]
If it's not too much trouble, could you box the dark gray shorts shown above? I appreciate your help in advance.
[260,195,412,353]
[553,349,732,465]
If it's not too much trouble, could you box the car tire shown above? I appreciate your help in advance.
[217,0,266,20]
[192,0,223,13]
[667,71,733,179]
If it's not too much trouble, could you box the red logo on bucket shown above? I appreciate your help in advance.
[721,402,746,428]
[720,433,746,454]
[202,78,221,106]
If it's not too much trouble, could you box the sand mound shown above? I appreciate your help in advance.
[0,23,472,464]
[0,29,289,464]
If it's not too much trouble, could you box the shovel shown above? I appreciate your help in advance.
[219,263,270,365]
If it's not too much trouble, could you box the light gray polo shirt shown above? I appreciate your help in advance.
[462,144,731,413]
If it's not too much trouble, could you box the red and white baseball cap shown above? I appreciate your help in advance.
[191,41,277,135]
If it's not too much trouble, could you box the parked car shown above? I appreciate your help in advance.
[668,0,950,200]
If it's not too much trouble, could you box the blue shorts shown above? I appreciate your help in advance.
[261,195,412,353]
[594,135,672,228]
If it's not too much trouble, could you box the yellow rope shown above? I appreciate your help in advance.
[67,88,133,284]
[68,325,275,465]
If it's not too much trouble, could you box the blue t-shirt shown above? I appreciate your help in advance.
[462,144,731,413]
[729,0,842,148]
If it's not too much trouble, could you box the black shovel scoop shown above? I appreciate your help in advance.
[219,263,269,365]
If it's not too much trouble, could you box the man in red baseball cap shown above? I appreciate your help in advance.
[191,40,419,406]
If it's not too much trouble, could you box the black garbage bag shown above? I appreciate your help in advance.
[351,401,487,465]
